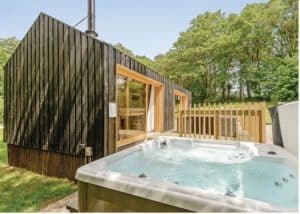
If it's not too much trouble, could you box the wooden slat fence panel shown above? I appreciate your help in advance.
[177,102,266,143]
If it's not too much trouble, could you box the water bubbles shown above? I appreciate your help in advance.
[239,153,246,159]
[289,173,295,179]
[275,181,283,187]
[231,183,240,191]
[225,190,236,197]
[282,177,289,183]
[138,173,147,178]
[160,141,167,146]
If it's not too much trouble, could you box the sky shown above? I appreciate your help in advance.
[0,0,266,59]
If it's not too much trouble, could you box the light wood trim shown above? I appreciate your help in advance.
[260,102,266,143]
[117,134,147,148]
[208,103,211,139]
[174,89,188,98]
[184,104,187,137]
[214,103,218,139]
[117,64,163,87]
[247,102,251,141]
[189,104,192,138]
[177,102,266,143]
[178,96,182,133]
[224,104,227,140]
[219,106,222,139]
[193,104,196,138]
[198,103,201,138]
[230,103,233,139]
[154,85,164,132]
[145,85,148,133]
[174,89,189,109]
[203,103,206,138]
[116,64,165,148]
[125,80,129,129]
[240,104,245,141]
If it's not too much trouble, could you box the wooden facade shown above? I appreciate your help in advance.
[3,13,191,179]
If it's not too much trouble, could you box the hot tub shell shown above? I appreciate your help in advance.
[75,137,298,212]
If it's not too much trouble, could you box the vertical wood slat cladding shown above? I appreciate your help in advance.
[63,24,70,153]
[74,30,82,155]
[3,13,191,163]
[8,144,84,180]
[52,19,59,152]
[69,28,76,155]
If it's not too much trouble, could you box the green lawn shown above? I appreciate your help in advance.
[0,128,77,212]
[0,129,7,165]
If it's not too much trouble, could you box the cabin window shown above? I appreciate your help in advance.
[116,74,147,142]
[116,64,165,148]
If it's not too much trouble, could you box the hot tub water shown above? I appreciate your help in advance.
[107,138,298,209]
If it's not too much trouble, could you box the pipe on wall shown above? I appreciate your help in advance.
[85,0,98,37]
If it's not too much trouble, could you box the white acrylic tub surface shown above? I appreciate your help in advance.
[76,137,298,212]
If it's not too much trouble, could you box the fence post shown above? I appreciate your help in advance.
[189,103,192,138]
[204,103,207,138]
[198,103,202,139]
[183,104,186,137]
[193,104,196,138]
[220,103,223,140]
[208,103,211,139]
[224,103,227,140]
[214,103,219,139]
[179,110,183,137]
[260,102,266,143]
[240,102,245,141]
[176,101,266,144]
[230,103,233,140]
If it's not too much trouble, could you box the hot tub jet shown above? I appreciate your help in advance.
[139,173,147,178]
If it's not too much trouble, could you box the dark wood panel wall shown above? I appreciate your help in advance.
[4,13,191,163]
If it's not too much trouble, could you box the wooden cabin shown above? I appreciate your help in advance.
[3,13,191,180]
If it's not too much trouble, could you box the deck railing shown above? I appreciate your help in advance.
[176,102,266,143]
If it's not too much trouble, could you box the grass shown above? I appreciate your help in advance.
[0,129,7,165]
[0,128,77,212]
[0,96,3,124]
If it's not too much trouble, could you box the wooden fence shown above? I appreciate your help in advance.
[176,102,266,143]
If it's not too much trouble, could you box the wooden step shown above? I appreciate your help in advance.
[66,199,79,212]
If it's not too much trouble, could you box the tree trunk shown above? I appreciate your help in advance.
[246,81,251,99]
[239,79,243,100]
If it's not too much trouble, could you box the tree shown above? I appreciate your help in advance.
[0,37,19,96]
[154,0,298,104]
[114,43,158,72]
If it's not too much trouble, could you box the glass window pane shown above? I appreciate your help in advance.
[117,74,146,141]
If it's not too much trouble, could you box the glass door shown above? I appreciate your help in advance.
[116,74,147,143]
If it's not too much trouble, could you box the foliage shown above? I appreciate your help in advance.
[0,166,77,211]
[0,37,19,96]
[0,97,3,125]
[0,128,6,164]
[152,0,298,104]
[114,43,159,71]
[0,128,77,211]
[0,0,297,105]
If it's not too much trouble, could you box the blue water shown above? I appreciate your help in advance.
[107,140,298,209]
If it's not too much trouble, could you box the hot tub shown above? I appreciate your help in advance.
[75,137,298,212]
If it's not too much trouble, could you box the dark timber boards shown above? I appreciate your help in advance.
[3,12,191,178]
